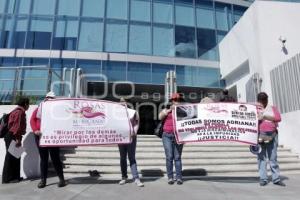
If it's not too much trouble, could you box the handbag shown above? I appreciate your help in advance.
[154,118,166,138]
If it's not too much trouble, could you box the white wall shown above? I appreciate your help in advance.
[219,1,300,154]
[279,111,300,154]
[0,105,39,178]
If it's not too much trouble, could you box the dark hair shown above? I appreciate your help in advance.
[257,92,268,102]
[17,97,30,108]
[223,89,229,95]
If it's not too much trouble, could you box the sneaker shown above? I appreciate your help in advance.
[259,181,268,186]
[134,179,144,187]
[274,181,286,187]
[177,179,183,185]
[168,178,174,185]
[58,179,67,187]
[119,178,127,185]
[37,180,46,189]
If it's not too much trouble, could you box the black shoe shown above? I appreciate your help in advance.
[37,180,46,189]
[177,179,183,185]
[259,181,268,186]
[58,180,67,187]
[274,181,286,187]
[168,178,174,185]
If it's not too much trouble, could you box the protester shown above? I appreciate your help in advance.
[256,92,285,187]
[220,89,236,102]
[158,93,184,185]
[118,98,144,187]
[30,91,66,188]
[2,97,29,184]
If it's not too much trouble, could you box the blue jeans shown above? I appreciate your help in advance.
[162,132,184,180]
[257,133,281,183]
[118,136,139,180]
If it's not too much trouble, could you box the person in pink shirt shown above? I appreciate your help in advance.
[158,93,184,185]
[256,92,285,187]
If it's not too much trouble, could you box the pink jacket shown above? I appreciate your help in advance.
[258,105,281,132]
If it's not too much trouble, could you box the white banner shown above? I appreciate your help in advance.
[174,103,258,145]
[40,98,132,146]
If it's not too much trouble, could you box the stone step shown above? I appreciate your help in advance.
[63,157,300,166]
[62,151,298,159]
[65,146,291,153]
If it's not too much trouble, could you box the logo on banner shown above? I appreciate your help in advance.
[231,104,256,121]
[66,100,107,127]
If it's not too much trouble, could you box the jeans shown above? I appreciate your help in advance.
[118,136,139,180]
[257,133,281,183]
[162,133,183,180]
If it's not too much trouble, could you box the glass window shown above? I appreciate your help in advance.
[152,64,174,84]
[78,19,103,52]
[102,61,126,81]
[77,60,101,78]
[52,17,79,50]
[82,0,105,18]
[233,5,247,24]
[127,62,151,83]
[175,0,195,27]
[107,0,128,20]
[105,20,127,53]
[195,0,215,29]
[1,16,13,48]
[11,17,28,48]
[0,57,22,66]
[26,17,53,49]
[0,0,6,13]
[217,30,227,43]
[32,0,56,15]
[153,0,173,24]
[22,59,49,95]
[129,23,151,55]
[197,28,217,60]
[130,0,150,22]
[153,24,174,57]
[176,66,220,87]
[58,0,80,16]
[215,2,232,31]
[18,0,31,14]
[7,0,17,14]
[175,25,196,58]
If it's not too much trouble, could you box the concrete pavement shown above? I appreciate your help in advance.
[1,174,300,200]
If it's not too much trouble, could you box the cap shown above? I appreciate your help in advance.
[46,91,56,98]
[249,144,261,155]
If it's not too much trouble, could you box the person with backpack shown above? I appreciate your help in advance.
[30,91,66,188]
[2,97,29,184]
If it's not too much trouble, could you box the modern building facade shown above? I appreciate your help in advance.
[0,0,254,103]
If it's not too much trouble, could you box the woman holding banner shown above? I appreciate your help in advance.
[159,93,184,185]
[256,92,285,187]
[30,91,66,188]
[118,98,144,187]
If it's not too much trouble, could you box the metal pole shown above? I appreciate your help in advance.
[70,68,75,97]
[62,67,67,96]
[75,68,82,98]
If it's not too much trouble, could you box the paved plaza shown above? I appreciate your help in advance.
[1,174,300,200]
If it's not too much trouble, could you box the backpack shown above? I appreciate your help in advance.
[0,113,10,138]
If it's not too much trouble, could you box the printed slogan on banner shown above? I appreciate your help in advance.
[174,103,258,145]
[40,99,132,146]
